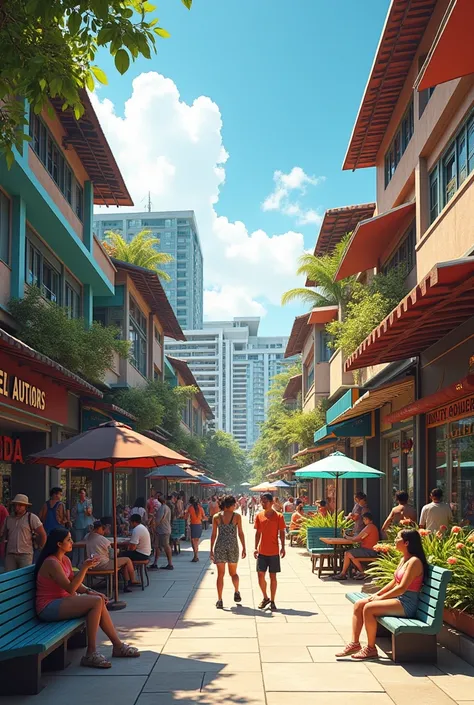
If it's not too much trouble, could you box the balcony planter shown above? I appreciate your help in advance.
[443,608,474,638]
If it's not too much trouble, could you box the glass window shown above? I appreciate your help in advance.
[75,185,83,221]
[385,99,414,187]
[458,131,467,186]
[304,359,314,393]
[468,117,474,173]
[320,332,332,362]
[26,241,41,286]
[443,146,457,204]
[129,296,147,376]
[42,260,60,303]
[0,191,10,265]
[65,283,81,319]
[382,222,416,275]
[429,168,439,224]
[449,417,474,523]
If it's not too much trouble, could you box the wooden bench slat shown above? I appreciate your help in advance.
[1,619,83,653]
[0,602,36,629]
[418,593,440,609]
[0,573,34,594]
[0,583,35,608]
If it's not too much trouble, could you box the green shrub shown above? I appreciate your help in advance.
[298,511,353,543]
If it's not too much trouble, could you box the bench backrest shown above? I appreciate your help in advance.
[303,506,318,513]
[306,526,341,551]
[0,564,37,648]
[415,565,452,629]
[283,512,293,525]
[171,519,186,537]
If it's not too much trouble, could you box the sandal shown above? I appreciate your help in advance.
[81,652,112,669]
[354,572,366,580]
[112,642,140,658]
[335,641,361,657]
[258,597,271,609]
[351,645,378,661]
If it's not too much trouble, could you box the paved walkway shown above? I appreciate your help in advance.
[11,518,474,704]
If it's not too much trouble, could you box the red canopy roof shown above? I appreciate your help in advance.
[345,258,474,371]
[335,202,415,281]
[282,374,302,402]
[417,0,474,92]
[343,0,437,171]
[385,374,474,424]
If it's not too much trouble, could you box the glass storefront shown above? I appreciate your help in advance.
[0,462,11,506]
[429,416,474,525]
[383,428,414,514]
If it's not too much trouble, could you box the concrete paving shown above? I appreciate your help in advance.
[10,517,474,704]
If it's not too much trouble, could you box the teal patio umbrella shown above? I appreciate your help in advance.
[294,451,384,537]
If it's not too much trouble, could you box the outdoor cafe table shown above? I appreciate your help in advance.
[319,536,356,571]
[73,536,130,562]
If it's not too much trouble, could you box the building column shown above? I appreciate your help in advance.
[10,196,26,299]
[49,425,62,490]
[83,181,94,253]
[83,283,93,328]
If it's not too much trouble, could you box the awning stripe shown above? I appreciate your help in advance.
[329,378,414,425]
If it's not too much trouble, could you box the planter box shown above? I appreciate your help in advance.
[444,608,474,638]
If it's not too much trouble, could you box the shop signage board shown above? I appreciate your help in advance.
[0,351,69,426]
[0,436,23,463]
[427,394,474,427]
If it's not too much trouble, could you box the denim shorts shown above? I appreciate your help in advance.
[38,598,64,621]
[398,590,419,618]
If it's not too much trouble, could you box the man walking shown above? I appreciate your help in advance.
[419,487,453,531]
[254,492,286,611]
[0,494,46,571]
[150,501,173,570]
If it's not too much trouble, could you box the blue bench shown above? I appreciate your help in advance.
[307,527,342,576]
[0,564,87,694]
[346,565,451,662]
[171,519,186,554]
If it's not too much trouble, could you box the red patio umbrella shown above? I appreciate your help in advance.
[29,421,194,609]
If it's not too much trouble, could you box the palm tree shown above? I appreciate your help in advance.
[281,234,354,309]
[102,230,174,282]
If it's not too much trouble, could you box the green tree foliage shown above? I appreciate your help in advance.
[203,430,250,488]
[9,286,130,382]
[103,230,173,281]
[281,235,355,310]
[112,379,196,434]
[250,361,327,482]
[0,0,192,165]
[326,267,407,356]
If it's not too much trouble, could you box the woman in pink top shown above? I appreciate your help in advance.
[336,529,427,661]
[35,528,140,669]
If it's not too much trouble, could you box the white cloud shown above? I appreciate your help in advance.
[262,166,325,226]
[92,72,306,319]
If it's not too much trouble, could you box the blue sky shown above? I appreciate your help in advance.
[94,0,389,336]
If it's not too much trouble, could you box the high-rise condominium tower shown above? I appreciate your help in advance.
[93,210,203,331]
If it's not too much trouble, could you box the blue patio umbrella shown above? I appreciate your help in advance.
[294,451,384,537]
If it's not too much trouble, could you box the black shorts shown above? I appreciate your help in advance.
[121,549,151,562]
[256,554,281,573]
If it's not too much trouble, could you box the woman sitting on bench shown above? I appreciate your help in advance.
[336,529,427,661]
[35,528,140,669]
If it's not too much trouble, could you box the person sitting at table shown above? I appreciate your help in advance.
[331,512,379,580]
[336,529,427,661]
[272,497,283,513]
[36,528,140,668]
[120,514,152,563]
[289,501,305,531]
[85,520,140,592]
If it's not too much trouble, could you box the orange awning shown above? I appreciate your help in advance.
[283,374,302,402]
[345,258,474,372]
[417,0,474,92]
[308,306,339,325]
[335,202,415,281]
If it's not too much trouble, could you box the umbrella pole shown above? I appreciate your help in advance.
[107,463,126,611]
[333,474,339,573]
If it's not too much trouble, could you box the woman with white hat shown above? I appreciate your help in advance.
[0,494,46,572]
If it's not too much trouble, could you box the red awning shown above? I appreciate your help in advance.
[283,374,302,402]
[385,374,474,424]
[335,202,415,281]
[417,0,474,92]
[308,306,339,324]
[345,258,474,372]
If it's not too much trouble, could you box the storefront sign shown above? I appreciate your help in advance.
[0,436,23,463]
[427,395,474,427]
[0,351,69,426]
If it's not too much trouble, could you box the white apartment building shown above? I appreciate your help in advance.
[165,318,290,450]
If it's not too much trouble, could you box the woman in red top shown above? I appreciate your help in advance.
[336,529,427,661]
[35,528,140,669]
[185,497,205,562]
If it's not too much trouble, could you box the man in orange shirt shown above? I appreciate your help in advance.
[332,512,379,580]
[254,492,286,611]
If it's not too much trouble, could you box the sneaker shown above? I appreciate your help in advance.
[216,599,224,609]
[258,597,271,609]
[351,645,378,661]
[335,642,361,657]
[148,564,158,570]
[160,564,174,570]
[270,601,278,612]
[234,591,242,603]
